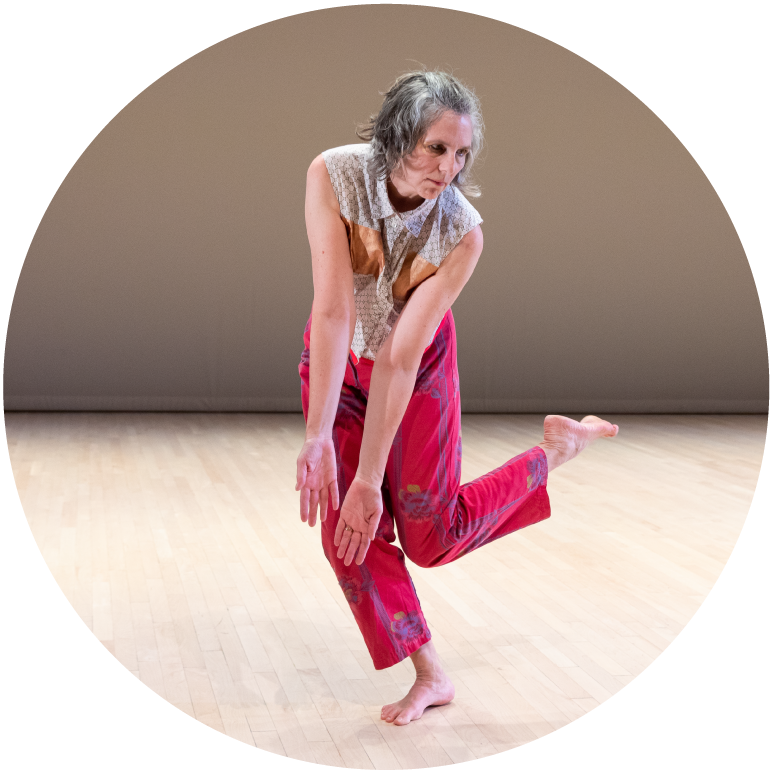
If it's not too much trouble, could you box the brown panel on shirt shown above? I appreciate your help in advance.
[392,252,439,301]
[342,218,384,278]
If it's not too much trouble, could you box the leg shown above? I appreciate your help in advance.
[379,312,618,725]
[385,311,551,570]
[299,317,431,671]
[376,312,540,724]
[387,314,618,569]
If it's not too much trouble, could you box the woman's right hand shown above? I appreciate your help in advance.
[296,437,340,527]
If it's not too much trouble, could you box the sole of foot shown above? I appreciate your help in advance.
[541,414,618,471]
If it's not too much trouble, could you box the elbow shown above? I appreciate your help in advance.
[377,348,422,377]
[311,300,354,327]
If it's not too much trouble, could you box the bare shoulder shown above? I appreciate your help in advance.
[307,153,333,189]
[306,153,339,213]
[449,225,483,264]
[307,152,328,177]
[436,224,483,287]
[459,224,483,251]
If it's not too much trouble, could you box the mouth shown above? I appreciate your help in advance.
[427,179,447,187]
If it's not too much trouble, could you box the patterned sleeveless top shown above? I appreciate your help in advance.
[322,144,483,361]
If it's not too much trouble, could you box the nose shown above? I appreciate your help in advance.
[438,152,461,181]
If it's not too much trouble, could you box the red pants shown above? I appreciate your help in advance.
[299,310,550,670]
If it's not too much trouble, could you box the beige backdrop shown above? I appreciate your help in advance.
[3,6,767,412]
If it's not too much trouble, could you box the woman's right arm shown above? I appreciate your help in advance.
[295,154,356,527]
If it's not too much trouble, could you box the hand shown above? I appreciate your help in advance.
[334,476,383,566]
[296,437,340,527]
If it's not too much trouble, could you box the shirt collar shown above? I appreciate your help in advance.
[370,171,393,220]
[371,161,438,236]
[399,195,437,237]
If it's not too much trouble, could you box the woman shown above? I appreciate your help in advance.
[296,71,618,726]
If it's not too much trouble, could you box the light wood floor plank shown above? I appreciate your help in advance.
[7,412,763,766]
[322,717,375,769]
[252,730,286,757]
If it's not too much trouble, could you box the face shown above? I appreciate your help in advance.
[391,111,473,201]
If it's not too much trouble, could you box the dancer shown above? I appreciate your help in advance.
[296,70,618,726]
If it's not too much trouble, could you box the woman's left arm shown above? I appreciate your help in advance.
[334,225,483,566]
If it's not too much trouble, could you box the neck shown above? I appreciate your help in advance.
[387,175,424,214]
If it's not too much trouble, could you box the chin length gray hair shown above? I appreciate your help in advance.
[356,70,484,199]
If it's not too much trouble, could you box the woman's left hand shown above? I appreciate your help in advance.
[334,476,383,566]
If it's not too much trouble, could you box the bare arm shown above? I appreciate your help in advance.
[359,225,483,482]
[295,154,356,526]
[334,225,484,565]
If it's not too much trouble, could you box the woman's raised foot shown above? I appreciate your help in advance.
[539,414,618,472]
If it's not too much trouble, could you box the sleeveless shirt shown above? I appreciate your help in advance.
[322,144,483,361]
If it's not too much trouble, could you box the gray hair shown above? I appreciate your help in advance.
[356,70,484,198]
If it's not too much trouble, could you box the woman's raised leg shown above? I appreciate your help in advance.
[384,311,551,570]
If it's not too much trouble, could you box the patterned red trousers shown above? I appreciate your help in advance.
[299,310,550,670]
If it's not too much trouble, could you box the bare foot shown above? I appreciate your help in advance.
[381,641,455,726]
[381,674,455,726]
[539,414,619,472]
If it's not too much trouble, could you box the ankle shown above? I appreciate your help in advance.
[539,443,561,473]
[415,662,445,682]
[410,642,445,680]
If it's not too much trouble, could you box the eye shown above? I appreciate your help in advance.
[430,144,445,153]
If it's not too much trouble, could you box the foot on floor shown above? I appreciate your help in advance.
[381,672,455,726]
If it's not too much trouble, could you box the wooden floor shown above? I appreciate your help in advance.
[6,412,766,767]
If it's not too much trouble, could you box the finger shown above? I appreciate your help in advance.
[299,486,310,522]
[336,527,353,560]
[336,531,351,561]
[319,488,329,524]
[334,516,346,548]
[355,536,370,565]
[367,513,380,542]
[330,480,340,512]
[343,531,362,566]
[308,489,319,527]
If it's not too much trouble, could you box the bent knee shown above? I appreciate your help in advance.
[402,542,445,569]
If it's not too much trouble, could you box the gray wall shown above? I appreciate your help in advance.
[4,6,768,413]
